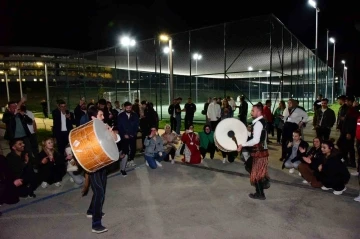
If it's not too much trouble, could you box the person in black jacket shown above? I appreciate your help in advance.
[202,97,211,125]
[52,100,75,155]
[315,98,336,140]
[2,99,34,164]
[184,97,196,130]
[238,95,248,126]
[168,99,177,132]
[282,129,309,174]
[74,99,86,127]
[298,137,323,187]
[316,140,350,195]
[338,96,358,168]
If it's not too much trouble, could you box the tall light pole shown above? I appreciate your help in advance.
[308,0,320,97]
[163,46,174,105]
[329,37,336,103]
[248,67,253,100]
[193,53,202,103]
[0,71,10,102]
[160,34,174,102]
[10,67,22,98]
[341,60,347,94]
[326,29,329,98]
[121,36,136,102]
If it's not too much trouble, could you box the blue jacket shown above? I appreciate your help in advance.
[117,111,139,138]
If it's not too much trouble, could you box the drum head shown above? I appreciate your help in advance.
[93,119,119,161]
[214,118,248,151]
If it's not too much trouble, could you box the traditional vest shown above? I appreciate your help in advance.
[248,118,267,153]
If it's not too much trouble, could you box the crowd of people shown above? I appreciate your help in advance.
[1,93,360,229]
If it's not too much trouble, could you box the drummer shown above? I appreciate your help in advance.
[85,107,121,233]
[237,103,269,200]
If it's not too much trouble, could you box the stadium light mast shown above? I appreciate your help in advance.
[329,37,335,103]
[163,46,174,104]
[308,0,320,98]
[193,53,202,103]
[0,71,10,101]
[120,36,136,102]
[160,34,174,101]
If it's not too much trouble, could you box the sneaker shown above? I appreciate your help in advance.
[120,170,127,177]
[130,161,136,167]
[351,171,359,176]
[222,158,226,164]
[333,187,347,195]
[41,182,48,189]
[28,193,36,198]
[298,172,302,177]
[321,186,332,191]
[54,182,61,187]
[289,168,295,174]
[145,161,149,167]
[87,212,105,218]
[69,177,74,183]
[171,159,175,164]
[92,225,108,234]
[354,195,360,202]
[156,161,163,167]
[302,180,309,184]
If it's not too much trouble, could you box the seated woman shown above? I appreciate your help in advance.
[282,129,309,174]
[161,124,178,164]
[315,140,350,195]
[199,125,215,160]
[298,137,323,187]
[38,138,66,188]
[181,125,201,164]
[144,127,167,169]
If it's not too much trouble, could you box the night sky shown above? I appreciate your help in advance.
[1,0,359,93]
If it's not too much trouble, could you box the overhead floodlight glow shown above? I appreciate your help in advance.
[248,67,253,71]
[120,36,136,47]
[259,70,263,73]
[344,66,348,70]
[193,53,202,60]
[308,0,316,9]
[160,35,169,41]
[329,37,335,43]
[335,77,338,80]
[163,47,169,54]
[266,71,270,75]
[34,78,37,82]
[36,62,43,66]
[341,60,345,64]
[0,71,4,74]
[10,67,17,71]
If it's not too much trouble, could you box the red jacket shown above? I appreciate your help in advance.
[263,106,273,123]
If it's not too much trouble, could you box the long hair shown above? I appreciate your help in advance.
[41,137,56,156]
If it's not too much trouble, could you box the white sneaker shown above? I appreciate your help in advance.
[289,168,295,174]
[156,161,163,167]
[145,161,149,167]
[171,159,175,164]
[222,158,226,164]
[298,172,302,177]
[69,177,74,183]
[354,195,360,202]
[41,182,48,189]
[302,180,309,184]
[351,171,359,176]
[54,182,61,187]
[321,186,332,191]
[333,187,347,195]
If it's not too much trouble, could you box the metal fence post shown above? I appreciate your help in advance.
[154,38,158,112]
[269,17,273,103]
[114,47,117,101]
[281,25,284,99]
[224,23,227,98]
[189,31,192,99]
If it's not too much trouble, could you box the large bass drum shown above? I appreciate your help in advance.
[214,118,248,152]
[68,119,119,172]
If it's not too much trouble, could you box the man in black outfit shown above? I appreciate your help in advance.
[315,98,336,140]
[184,97,196,130]
[312,94,323,129]
[168,99,177,132]
[238,95,248,126]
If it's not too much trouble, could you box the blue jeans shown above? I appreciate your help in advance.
[284,160,301,169]
[175,115,181,134]
[144,152,167,169]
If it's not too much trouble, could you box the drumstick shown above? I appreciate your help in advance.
[227,130,238,148]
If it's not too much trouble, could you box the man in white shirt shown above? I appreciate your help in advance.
[237,103,269,200]
[207,97,221,130]
[280,99,308,161]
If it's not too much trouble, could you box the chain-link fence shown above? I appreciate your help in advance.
[0,15,336,120]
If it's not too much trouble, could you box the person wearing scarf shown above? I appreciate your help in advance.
[199,125,215,161]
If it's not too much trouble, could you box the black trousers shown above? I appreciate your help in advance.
[164,148,176,161]
[338,133,355,165]
[19,164,37,197]
[276,127,282,143]
[200,143,216,159]
[55,131,69,155]
[210,120,219,131]
[88,168,107,228]
[266,122,274,137]
[184,115,194,130]
[316,127,331,141]
[221,151,238,162]
[170,116,176,132]
[281,122,299,159]
[239,115,247,126]
[121,137,137,161]
[39,162,66,184]
[29,133,39,163]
